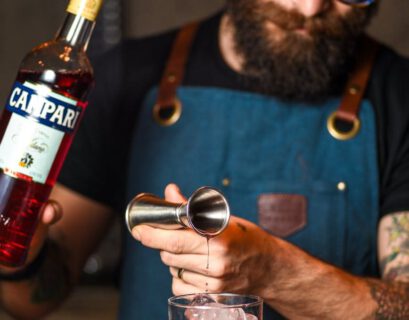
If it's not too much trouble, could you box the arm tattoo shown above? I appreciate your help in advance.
[380,213,409,281]
[367,280,409,319]
[371,212,409,318]
[29,240,71,304]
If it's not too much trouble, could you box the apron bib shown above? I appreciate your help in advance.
[118,86,379,319]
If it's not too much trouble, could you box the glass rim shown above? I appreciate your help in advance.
[168,293,263,309]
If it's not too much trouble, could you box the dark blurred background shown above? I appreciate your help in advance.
[0,0,408,319]
[1,0,408,105]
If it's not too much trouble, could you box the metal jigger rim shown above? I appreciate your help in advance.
[186,186,231,237]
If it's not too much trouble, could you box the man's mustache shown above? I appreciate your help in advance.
[255,2,349,37]
[256,3,305,30]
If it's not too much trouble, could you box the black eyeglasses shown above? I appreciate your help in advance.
[338,0,375,7]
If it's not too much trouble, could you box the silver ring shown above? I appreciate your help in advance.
[177,268,185,280]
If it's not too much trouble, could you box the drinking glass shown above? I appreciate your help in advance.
[168,293,263,320]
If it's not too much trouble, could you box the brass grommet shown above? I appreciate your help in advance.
[153,98,182,127]
[327,111,360,141]
[222,178,230,187]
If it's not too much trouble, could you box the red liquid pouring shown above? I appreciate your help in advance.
[205,236,210,293]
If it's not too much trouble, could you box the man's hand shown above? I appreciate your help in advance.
[29,199,63,259]
[0,199,63,274]
[0,184,114,319]
[131,184,409,319]
[131,183,275,297]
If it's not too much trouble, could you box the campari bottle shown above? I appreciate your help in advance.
[0,0,103,267]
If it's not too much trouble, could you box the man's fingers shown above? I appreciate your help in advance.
[171,270,224,295]
[165,183,186,203]
[30,199,62,255]
[169,266,211,284]
[161,252,209,274]
[41,199,63,225]
[132,225,207,254]
[172,277,203,296]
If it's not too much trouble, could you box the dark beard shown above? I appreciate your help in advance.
[226,0,374,102]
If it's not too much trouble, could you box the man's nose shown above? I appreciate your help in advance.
[296,0,331,17]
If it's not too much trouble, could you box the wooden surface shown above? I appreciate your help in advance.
[0,285,119,320]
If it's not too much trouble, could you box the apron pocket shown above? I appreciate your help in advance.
[258,193,307,237]
[227,179,348,268]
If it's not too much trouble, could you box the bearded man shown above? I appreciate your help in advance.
[1,0,408,319]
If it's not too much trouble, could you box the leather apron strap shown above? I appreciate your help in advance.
[154,22,379,140]
[327,37,379,140]
[153,22,200,126]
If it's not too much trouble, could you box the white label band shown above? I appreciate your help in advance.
[0,81,84,184]
[0,113,64,184]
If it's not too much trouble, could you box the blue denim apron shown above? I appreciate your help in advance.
[118,86,379,319]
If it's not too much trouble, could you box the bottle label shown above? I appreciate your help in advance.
[0,81,84,184]
[67,0,103,21]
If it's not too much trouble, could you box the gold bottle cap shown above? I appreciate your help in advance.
[67,0,103,22]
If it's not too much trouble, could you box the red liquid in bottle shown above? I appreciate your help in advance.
[0,69,93,267]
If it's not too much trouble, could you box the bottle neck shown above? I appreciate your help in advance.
[55,13,96,50]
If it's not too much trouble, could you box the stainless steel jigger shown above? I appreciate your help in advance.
[125,187,230,237]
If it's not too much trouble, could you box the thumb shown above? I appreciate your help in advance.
[29,200,63,259]
[1,200,63,271]
[164,183,186,203]
[41,199,63,225]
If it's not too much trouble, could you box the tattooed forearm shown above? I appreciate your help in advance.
[374,212,409,318]
[379,212,409,281]
[366,279,409,319]
[30,240,71,304]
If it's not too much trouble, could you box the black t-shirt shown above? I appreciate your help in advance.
[59,13,409,218]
